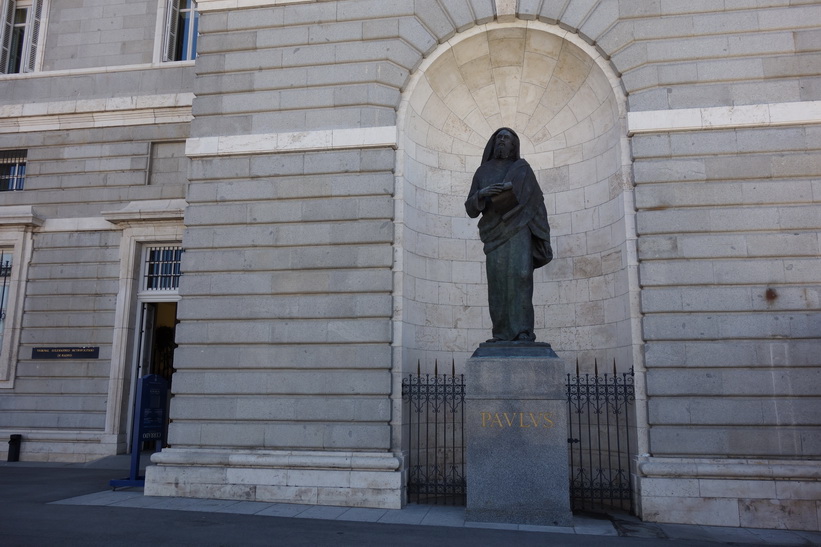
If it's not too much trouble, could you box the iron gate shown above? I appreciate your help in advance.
[402,359,635,512]
[402,361,466,505]
[567,361,635,512]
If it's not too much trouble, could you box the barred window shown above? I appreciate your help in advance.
[0,149,25,191]
[144,246,183,291]
[0,250,11,354]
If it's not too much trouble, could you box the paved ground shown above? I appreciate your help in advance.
[2,458,820,546]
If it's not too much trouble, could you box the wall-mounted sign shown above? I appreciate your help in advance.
[31,347,100,359]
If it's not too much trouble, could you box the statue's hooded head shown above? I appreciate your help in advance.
[481,127,521,164]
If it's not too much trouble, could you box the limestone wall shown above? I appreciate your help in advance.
[0,0,819,527]
[42,0,160,71]
[172,152,396,451]
[0,112,190,460]
[635,125,821,459]
[0,230,117,459]
[0,126,189,218]
[615,1,821,528]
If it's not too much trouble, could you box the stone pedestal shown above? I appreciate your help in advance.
[465,343,572,526]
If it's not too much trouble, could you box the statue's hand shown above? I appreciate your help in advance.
[479,182,508,198]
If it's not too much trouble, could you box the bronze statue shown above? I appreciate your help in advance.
[465,128,553,343]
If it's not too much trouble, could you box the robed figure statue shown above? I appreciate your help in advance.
[465,128,553,343]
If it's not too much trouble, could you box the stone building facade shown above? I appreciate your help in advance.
[0,0,819,531]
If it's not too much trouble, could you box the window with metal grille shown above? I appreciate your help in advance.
[0,149,25,191]
[144,246,182,291]
[0,250,12,354]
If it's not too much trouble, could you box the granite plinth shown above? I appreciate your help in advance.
[471,341,558,358]
[465,353,572,527]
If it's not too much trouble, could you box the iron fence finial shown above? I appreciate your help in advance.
[407,358,633,510]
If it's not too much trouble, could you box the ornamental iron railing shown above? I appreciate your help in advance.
[402,360,466,505]
[567,360,635,513]
[402,358,635,513]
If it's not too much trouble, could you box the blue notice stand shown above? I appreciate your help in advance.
[110,374,169,489]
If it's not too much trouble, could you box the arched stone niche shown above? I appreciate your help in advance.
[395,23,635,373]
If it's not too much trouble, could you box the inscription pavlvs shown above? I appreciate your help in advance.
[480,411,555,428]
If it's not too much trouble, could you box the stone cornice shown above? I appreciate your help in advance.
[0,61,193,81]
[628,100,821,135]
[186,126,398,157]
[196,0,313,11]
[102,199,188,225]
[0,93,195,134]
[40,218,117,232]
[0,206,44,227]
[638,457,821,481]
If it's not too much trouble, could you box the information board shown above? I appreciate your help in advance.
[32,347,100,359]
[110,374,169,489]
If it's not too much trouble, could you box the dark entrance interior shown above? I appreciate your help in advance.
[132,301,177,452]
[139,301,177,384]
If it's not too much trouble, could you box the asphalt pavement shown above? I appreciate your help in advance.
[2,457,820,546]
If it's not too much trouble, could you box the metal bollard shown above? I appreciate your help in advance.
[7,434,21,462]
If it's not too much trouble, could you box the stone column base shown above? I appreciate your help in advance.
[465,345,572,526]
[637,457,821,531]
[145,448,405,509]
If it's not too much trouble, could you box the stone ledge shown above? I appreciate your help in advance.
[639,487,821,531]
[196,0,313,11]
[637,458,821,531]
[639,457,821,481]
[471,341,558,358]
[185,126,398,157]
[145,448,405,509]
[0,429,111,442]
[150,447,402,471]
[101,199,188,224]
[0,94,194,134]
[0,206,44,227]
[0,430,120,463]
[628,100,821,135]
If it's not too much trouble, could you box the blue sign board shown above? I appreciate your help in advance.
[110,374,169,489]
